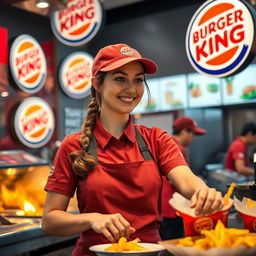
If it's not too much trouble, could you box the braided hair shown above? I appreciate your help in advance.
[69,72,106,177]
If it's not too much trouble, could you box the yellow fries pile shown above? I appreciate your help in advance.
[177,220,256,250]
[223,182,236,205]
[246,198,256,208]
[105,237,148,252]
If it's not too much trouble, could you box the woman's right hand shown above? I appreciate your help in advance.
[89,213,136,242]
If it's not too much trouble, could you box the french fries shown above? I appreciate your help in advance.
[223,182,236,206]
[177,220,256,250]
[246,198,256,208]
[105,237,148,252]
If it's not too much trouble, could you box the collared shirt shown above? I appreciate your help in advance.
[225,137,250,172]
[45,116,187,198]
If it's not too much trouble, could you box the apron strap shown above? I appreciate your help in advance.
[135,127,154,161]
[84,127,153,161]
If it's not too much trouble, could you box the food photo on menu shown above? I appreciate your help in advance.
[187,72,222,108]
[160,74,188,111]
[221,64,256,105]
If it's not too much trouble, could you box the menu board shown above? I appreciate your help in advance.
[159,74,187,111]
[221,64,256,105]
[187,73,222,108]
[132,78,161,114]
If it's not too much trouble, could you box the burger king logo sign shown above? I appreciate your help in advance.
[50,0,104,46]
[10,34,47,93]
[59,52,93,98]
[14,97,55,148]
[186,0,256,77]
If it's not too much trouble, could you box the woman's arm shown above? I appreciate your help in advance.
[42,191,135,241]
[167,165,223,216]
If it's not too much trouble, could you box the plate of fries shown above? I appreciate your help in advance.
[158,220,256,256]
[89,237,165,256]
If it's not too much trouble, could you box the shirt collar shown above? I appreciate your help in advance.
[94,115,136,149]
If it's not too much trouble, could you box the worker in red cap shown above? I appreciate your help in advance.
[160,116,206,240]
[42,44,222,256]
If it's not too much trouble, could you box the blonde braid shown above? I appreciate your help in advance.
[69,96,99,177]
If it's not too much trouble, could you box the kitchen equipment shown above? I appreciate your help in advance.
[227,153,256,201]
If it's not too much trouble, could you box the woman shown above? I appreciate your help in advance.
[42,43,223,256]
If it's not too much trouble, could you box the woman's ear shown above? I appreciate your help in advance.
[91,76,100,92]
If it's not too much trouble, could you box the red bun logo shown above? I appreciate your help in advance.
[50,0,104,46]
[59,51,93,98]
[10,34,47,93]
[14,97,55,148]
[186,0,256,77]
[194,217,214,233]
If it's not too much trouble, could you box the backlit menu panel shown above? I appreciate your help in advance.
[221,64,256,105]
[187,73,222,108]
[159,74,188,111]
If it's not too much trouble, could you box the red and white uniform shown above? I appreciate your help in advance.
[161,137,187,218]
[225,137,250,172]
[45,117,187,256]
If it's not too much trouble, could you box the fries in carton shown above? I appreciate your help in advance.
[158,220,256,256]
[234,196,256,232]
[169,192,233,236]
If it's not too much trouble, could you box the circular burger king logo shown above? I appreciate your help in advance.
[14,97,55,148]
[194,217,214,233]
[50,0,104,46]
[10,34,47,93]
[59,51,93,99]
[120,47,134,56]
[186,0,256,77]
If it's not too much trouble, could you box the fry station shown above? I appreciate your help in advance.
[0,150,79,255]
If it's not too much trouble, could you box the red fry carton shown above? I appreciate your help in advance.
[234,196,256,232]
[169,192,233,236]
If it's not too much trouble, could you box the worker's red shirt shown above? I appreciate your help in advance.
[45,119,186,229]
[225,137,250,172]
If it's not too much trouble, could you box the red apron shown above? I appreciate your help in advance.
[72,129,162,256]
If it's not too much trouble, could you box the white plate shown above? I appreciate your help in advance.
[89,242,165,256]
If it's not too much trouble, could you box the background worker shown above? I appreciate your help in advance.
[160,116,206,240]
[225,122,256,176]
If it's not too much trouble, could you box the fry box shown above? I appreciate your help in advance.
[169,192,233,236]
[234,196,256,232]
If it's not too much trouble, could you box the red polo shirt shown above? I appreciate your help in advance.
[225,137,250,172]
[45,116,187,200]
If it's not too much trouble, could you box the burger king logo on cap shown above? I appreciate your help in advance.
[120,46,134,56]
[186,0,256,78]
[50,0,104,46]
[10,34,47,93]
[59,51,93,99]
[14,97,55,148]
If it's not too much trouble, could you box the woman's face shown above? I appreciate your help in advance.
[96,61,145,115]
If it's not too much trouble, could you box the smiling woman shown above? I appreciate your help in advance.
[42,43,224,256]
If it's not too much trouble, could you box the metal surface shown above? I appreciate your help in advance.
[0,215,40,235]
[207,168,251,195]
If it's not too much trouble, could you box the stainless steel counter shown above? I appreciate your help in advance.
[0,218,78,256]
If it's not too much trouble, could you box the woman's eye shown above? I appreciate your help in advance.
[115,77,125,82]
[135,78,144,83]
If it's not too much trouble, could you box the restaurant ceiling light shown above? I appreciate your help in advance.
[36,0,49,9]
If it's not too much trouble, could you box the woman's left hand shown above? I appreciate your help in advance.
[190,186,223,216]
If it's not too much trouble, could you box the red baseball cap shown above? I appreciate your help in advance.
[173,117,206,135]
[92,43,158,76]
